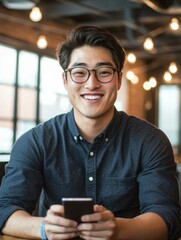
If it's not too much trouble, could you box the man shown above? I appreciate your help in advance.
[0,25,180,240]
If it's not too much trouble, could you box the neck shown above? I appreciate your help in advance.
[74,108,114,143]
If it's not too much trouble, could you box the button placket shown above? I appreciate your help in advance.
[86,148,96,200]
[90,151,94,156]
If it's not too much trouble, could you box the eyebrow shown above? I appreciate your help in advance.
[70,62,114,68]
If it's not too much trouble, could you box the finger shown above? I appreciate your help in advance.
[79,218,116,231]
[45,215,78,227]
[45,221,80,240]
[79,220,116,239]
[45,204,78,227]
[79,228,114,239]
[47,231,80,240]
[49,204,64,215]
[94,204,106,212]
[81,209,114,223]
[46,222,79,234]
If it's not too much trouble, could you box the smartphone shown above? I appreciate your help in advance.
[62,197,94,224]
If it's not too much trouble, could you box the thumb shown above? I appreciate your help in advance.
[94,204,106,212]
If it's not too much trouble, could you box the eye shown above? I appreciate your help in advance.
[72,68,87,77]
[98,68,113,77]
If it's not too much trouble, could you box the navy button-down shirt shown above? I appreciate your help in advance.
[0,109,180,239]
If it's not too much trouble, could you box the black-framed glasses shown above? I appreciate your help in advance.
[64,66,118,83]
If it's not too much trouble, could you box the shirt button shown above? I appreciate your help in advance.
[74,136,77,141]
[79,136,83,140]
[89,176,93,181]
[105,138,109,142]
[90,151,94,156]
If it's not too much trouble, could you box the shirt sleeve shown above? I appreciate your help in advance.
[0,127,43,230]
[138,128,181,240]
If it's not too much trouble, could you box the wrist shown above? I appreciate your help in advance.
[40,220,47,240]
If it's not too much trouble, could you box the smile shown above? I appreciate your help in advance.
[82,95,103,100]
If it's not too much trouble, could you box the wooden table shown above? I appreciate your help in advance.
[1,235,181,240]
[0,236,29,240]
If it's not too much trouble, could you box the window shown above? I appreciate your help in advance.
[0,45,17,157]
[158,85,181,154]
[18,51,39,88]
[0,45,16,84]
[40,56,71,121]
[0,44,71,159]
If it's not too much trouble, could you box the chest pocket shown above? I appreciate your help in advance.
[98,176,139,213]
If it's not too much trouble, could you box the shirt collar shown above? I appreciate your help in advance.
[101,108,122,143]
[67,109,81,143]
[67,108,122,143]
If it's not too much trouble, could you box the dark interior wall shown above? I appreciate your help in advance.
[0,162,8,184]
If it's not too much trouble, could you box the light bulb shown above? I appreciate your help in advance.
[29,7,42,22]
[37,35,48,49]
[126,71,135,81]
[163,71,172,82]
[169,18,179,31]
[143,81,151,91]
[143,37,154,51]
[149,77,157,88]
[127,52,137,64]
[130,75,139,84]
[169,62,177,73]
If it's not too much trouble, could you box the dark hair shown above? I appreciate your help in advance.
[56,25,126,71]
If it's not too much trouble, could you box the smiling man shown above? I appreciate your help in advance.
[0,25,180,240]
[63,45,122,143]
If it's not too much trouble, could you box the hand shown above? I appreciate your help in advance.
[78,205,117,240]
[44,204,80,239]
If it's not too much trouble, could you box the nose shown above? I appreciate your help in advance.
[84,70,100,89]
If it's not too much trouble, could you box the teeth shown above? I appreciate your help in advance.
[83,95,102,100]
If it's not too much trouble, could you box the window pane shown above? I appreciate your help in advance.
[0,45,17,84]
[18,51,38,87]
[17,87,36,120]
[40,91,71,121]
[0,154,10,162]
[16,120,36,139]
[40,56,66,94]
[158,85,180,146]
[0,120,13,153]
[0,85,15,119]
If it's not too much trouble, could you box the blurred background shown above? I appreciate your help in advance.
[0,0,181,184]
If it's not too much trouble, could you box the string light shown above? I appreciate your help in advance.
[126,71,139,84]
[143,77,157,91]
[143,81,151,91]
[149,77,157,88]
[169,62,177,74]
[37,35,48,49]
[29,7,42,22]
[163,71,172,82]
[127,52,137,64]
[143,37,154,51]
[126,71,135,81]
[169,18,179,31]
[130,75,139,84]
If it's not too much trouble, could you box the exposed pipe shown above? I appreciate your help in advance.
[141,0,181,14]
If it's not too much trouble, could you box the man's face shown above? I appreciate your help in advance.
[63,45,122,122]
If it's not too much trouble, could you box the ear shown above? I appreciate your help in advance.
[117,71,122,90]
[62,72,68,90]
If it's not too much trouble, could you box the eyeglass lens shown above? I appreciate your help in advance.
[70,67,115,83]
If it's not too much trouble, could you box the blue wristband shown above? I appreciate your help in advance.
[40,221,47,240]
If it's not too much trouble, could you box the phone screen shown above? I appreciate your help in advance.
[62,198,94,224]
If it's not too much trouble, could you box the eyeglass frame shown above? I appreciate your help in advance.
[64,66,119,84]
